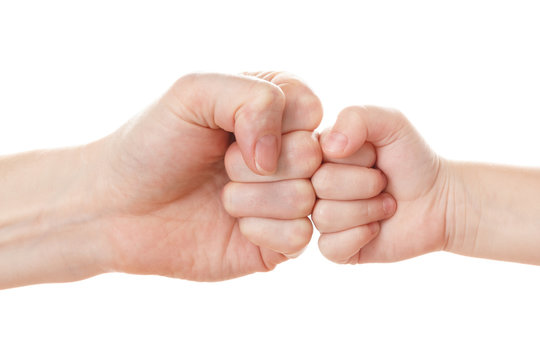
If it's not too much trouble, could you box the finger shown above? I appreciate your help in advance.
[319,128,376,166]
[320,105,409,158]
[243,71,323,133]
[225,131,322,182]
[354,235,406,264]
[323,143,376,167]
[312,193,396,233]
[239,217,313,257]
[311,163,387,200]
[318,222,380,264]
[258,247,288,271]
[355,223,441,264]
[355,236,396,264]
[163,73,286,175]
[222,179,315,219]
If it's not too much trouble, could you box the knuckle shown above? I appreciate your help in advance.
[310,165,331,197]
[317,235,337,262]
[171,73,209,96]
[386,106,407,121]
[305,135,323,176]
[173,72,199,88]
[287,218,313,252]
[387,107,408,128]
[341,105,369,121]
[253,82,286,110]
[287,180,315,217]
[168,73,205,109]
[312,201,329,232]
[298,93,323,129]
[293,132,323,177]
[366,105,408,127]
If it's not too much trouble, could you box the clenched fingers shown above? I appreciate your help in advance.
[222,179,315,219]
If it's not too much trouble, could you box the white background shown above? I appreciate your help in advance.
[1,1,539,359]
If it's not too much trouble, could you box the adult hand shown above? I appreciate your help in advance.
[97,72,322,280]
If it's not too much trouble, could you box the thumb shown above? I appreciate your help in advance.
[319,105,438,198]
[320,105,411,158]
[163,73,286,175]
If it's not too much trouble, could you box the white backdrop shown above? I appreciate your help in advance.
[1,1,539,359]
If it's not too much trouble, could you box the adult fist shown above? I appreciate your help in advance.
[95,72,322,281]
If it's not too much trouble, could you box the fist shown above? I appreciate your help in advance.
[311,132,396,263]
[223,130,322,258]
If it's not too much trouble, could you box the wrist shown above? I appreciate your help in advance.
[442,161,482,256]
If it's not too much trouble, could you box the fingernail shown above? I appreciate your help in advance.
[382,195,396,216]
[323,131,348,153]
[368,222,380,234]
[255,134,278,174]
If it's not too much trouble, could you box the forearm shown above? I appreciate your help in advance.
[446,162,540,264]
[0,143,111,289]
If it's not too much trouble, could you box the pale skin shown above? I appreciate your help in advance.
[1,72,539,290]
[313,106,540,265]
[0,72,335,288]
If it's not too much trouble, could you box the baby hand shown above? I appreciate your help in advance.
[311,128,396,264]
[313,106,449,264]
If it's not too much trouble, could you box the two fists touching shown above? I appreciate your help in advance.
[2,70,539,289]
[95,71,449,281]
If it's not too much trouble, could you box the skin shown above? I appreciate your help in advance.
[313,105,540,265]
[3,72,388,289]
[2,72,538,289]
